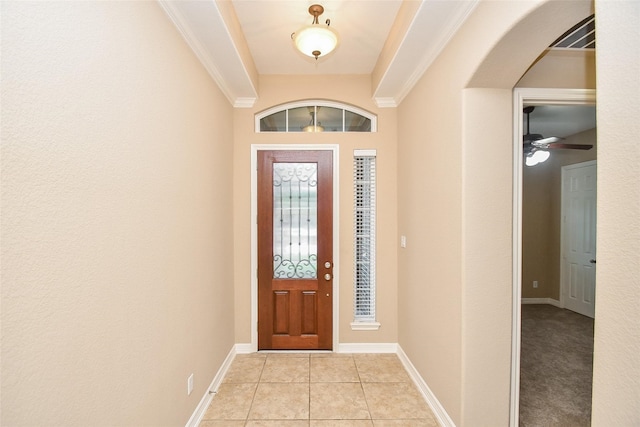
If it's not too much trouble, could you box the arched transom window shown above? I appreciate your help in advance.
[256,100,377,133]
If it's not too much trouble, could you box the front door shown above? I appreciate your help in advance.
[561,160,597,318]
[257,150,333,350]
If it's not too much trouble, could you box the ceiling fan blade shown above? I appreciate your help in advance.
[531,136,563,146]
[547,143,593,150]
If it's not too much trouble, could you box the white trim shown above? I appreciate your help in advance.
[251,145,340,352]
[353,149,377,157]
[234,343,254,354]
[511,88,596,427]
[234,97,257,108]
[396,1,479,106]
[374,97,398,108]
[184,346,236,427]
[350,322,381,331]
[336,342,398,353]
[397,345,456,427]
[373,0,479,107]
[514,88,597,106]
[158,1,257,108]
[521,298,563,308]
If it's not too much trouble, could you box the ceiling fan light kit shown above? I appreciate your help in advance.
[523,106,593,167]
[525,150,550,167]
[292,4,339,60]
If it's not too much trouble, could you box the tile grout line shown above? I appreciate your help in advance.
[308,354,311,422]
[245,355,267,425]
[354,354,377,424]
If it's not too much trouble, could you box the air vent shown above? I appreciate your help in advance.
[550,14,595,49]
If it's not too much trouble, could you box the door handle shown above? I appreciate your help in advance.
[589,259,596,264]
[324,273,331,281]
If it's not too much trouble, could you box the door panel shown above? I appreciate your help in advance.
[258,150,333,350]
[562,161,597,318]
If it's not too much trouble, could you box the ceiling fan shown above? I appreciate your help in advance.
[523,106,593,154]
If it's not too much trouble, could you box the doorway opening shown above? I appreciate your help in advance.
[512,88,596,425]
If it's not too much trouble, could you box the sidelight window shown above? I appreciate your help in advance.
[352,150,379,330]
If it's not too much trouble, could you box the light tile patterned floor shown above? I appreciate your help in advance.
[199,353,439,427]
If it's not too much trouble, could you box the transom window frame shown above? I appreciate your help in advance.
[255,100,377,133]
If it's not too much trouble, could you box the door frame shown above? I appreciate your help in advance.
[250,144,340,352]
[510,88,596,426]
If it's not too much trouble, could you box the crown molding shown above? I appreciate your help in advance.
[373,0,479,106]
[374,97,398,108]
[159,0,257,108]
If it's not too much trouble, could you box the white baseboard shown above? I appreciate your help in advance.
[234,343,254,354]
[337,342,398,353]
[397,345,456,427]
[185,345,237,427]
[235,342,398,354]
[521,297,562,308]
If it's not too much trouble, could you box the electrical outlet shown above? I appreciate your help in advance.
[187,373,194,395]
[400,235,407,248]
[533,280,539,288]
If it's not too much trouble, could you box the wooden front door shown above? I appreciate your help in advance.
[258,150,333,350]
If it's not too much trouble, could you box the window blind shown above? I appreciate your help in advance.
[353,151,376,322]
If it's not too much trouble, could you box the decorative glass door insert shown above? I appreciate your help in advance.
[273,163,318,279]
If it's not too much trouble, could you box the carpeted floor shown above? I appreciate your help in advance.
[520,304,594,427]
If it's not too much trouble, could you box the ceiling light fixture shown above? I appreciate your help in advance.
[302,108,324,132]
[291,4,338,60]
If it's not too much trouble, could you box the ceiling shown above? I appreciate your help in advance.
[158,2,596,137]
[524,105,596,140]
[231,0,402,75]
[159,0,479,107]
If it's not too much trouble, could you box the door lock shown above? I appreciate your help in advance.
[324,273,331,281]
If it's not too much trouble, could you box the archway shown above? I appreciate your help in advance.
[462,1,593,425]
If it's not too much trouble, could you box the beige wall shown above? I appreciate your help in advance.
[518,50,596,89]
[522,128,597,299]
[1,2,235,425]
[232,75,398,346]
[397,0,594,425]
[591,1,640,423]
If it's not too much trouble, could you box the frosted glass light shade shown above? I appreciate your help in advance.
[525,150,550,166]
[303,124,324,132]
[293,25,338,59]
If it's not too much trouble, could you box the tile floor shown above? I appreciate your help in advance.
[199,353,439,427]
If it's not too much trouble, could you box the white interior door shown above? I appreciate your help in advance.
[561,160,597,318]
